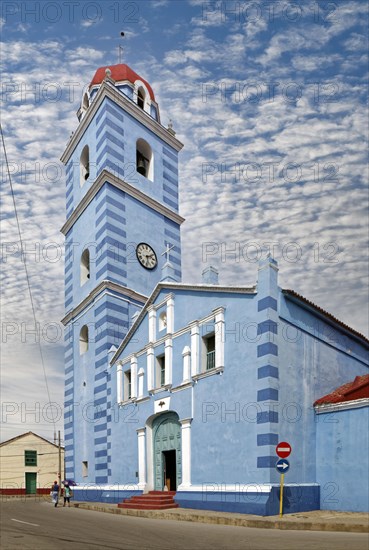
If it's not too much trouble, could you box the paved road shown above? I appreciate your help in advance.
[1,499,369,550]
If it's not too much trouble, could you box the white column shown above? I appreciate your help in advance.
[138,368,145,398]
[182,346,191,383]
[147,346,155,392]
[179,418,192,489]
[130,356,138,399]
[190,322,199,377]
[214,308,225,369]
[117,362,123,403]
[167,294,174,333]
[165,337,172,386]
[137,428,146,490]
[148,307,156,342]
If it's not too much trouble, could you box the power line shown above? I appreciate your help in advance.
[0,123,56,434]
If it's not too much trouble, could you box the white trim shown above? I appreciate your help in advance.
[164,337,173,386]
[61,282,146,326]
[137,428,146,490]
[193,366,224,381]
[190,322,200,377]
[179,418,192,488]
[61,80,183,165]
[147,346,154,392]
[130,356,138,399]
[314,398,369,413]
[61,169,184,236]
[111,286,255,363]
[117,364,123,403]
[148,307,156,343]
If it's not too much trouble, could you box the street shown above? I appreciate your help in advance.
[1,499,368,550]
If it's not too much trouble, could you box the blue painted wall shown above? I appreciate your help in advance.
[316,405,369,512]
[63,71,183,487]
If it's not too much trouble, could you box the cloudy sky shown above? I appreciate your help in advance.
[1,0,368,443]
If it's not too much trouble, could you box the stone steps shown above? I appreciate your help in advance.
[118,490,178,510]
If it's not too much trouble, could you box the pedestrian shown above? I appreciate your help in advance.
[63,482,72,507]
[51,480,59,507]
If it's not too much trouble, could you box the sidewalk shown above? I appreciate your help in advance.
[72,501,369,533]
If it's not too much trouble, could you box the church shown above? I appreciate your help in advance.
[61,63,369,515]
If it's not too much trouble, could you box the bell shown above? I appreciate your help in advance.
[137,158,147,176]
[84,164,90,180]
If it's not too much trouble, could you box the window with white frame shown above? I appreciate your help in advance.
[136,138,153,181]
[80,248,90,285]
[80,145,90,186]
[137,87,146,109]
[82,461,88,477]
[79,325,89,354]
[158,311,167,332]
[156,354,166,387]
[202,333,215,371]
[124,370,132,400]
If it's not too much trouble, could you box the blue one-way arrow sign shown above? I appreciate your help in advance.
[276,458,290,473]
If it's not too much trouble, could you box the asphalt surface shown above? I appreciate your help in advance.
[1,499,369,550]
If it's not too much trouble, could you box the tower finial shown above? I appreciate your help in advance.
[118,31,125,63]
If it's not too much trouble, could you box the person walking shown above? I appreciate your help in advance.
[63,482,72,507]
[51,480,59,507]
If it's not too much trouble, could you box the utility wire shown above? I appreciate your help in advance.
[0,123,56,434]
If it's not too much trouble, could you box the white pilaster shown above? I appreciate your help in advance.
[214,307,225,369]
[165,337,173,386]
[148,307,156,342]
[130,356,138,399]
[147,346,154,392]
[138,368,145,398]
[182,346,191,383]
[190,322,199,377]
[179,418,192,488]
[117,362,123,403]
[167,294,174,333]
[137,428,146,490]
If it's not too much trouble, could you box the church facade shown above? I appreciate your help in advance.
[61,64,369,514]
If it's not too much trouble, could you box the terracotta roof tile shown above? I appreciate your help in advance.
[314,374,369,405]
[90,64,155,100]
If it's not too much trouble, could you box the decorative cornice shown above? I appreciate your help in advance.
[314,398,369,414]
[61,280,147,325]
[61,80,183,165]
[60,169,185,235]
[111,283,256,364]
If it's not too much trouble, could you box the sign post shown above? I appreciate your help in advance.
[275,442,292,517]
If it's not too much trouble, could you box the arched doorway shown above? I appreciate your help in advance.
[152,412,181,491]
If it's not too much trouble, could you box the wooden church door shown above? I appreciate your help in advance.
[153,413,182,491]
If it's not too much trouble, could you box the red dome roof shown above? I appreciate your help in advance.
[90,64,155,101]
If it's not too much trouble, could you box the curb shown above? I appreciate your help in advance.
[72,503,369,533]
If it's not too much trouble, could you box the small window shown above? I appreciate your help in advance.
[136,138,153,181]
[25,450,37,466]
[204,334,215,371]
[156,355,165,387]
[82,92,89,112]
[79,325,89,354]
[82,461,88,477]
[80,249,90,285]
[80,145,90,186]
[137,87,145,109]
[159,311,167,331]
[124,370,132,400]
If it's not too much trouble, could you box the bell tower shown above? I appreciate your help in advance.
[61,64,184,484]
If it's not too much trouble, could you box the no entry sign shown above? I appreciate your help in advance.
[276,441,292,458]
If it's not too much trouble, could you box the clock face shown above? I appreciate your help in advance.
[136,243,158,270]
